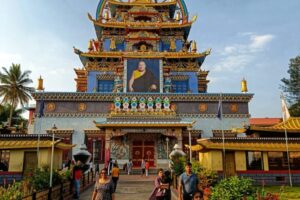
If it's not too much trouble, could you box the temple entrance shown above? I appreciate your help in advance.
[132,140,155,167]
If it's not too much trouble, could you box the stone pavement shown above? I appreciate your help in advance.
[79,175,156,200]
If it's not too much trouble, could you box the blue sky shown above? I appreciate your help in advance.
[0,0,299,117]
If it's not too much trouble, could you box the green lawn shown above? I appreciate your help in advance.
[258,186,300,200]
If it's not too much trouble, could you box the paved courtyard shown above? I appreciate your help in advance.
[79,175,156,200]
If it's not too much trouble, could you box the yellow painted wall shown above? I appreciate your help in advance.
[211,151,223,171]
[199,152,210,169]
[40,148,63,170]
[53,149,63,169]
[235,151,246,171]
[8,150,24,172]
[7,148,63,172]
[40,149,50,168]
[263,152,269,171]
[199,151,223,171]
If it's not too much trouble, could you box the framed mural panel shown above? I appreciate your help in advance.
[124,59,162,93]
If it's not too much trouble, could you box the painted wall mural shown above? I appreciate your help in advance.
[110,137,129,159]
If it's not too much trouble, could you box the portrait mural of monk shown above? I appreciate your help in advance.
[127,59,160,92]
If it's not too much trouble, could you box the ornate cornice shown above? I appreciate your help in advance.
[88,13,193,30]
[33,112,250,119]
[170,75,189,81]
[46,129,74,134]
[96,74,115,80]
[177,114,251,118]
[128,6,159,14]
[108,0,177,7]
[93,21,193,29]
[85,61,121,72]
[84,129,105,135]
[80,51,208,59]
[34,113,109,118]
[31,92,254,103]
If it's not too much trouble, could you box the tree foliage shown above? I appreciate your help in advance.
[0,104,24,124]
[281,55,300,116]
[0,64,33,126]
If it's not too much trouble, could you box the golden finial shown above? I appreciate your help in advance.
[37,76,44,91]
[241,78,248,93]
[110,37,116,51]
[104,10,110,21]
[191,40,197,52]
[191,15,198,23]
[175,12,181,21]
[169,38,176,51]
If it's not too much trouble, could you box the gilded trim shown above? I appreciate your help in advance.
[32,92,254,103]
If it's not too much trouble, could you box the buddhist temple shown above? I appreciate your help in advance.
[191,117,300,185]
[28,0,253,169]
[0,134,74,184]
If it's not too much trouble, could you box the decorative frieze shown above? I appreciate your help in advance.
[32,92,254,103]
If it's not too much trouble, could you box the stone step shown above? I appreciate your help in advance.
[119,168,159,175]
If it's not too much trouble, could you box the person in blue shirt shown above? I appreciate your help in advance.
[178,162,200,200]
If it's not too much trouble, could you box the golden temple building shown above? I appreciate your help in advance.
[28,0,253,171]
[191,117,300,185]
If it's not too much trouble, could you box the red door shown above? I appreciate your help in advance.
[144,141,155,167]
[132,140,155,167]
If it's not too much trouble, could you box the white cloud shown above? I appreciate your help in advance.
[211,33,275,72]
[0,32,79,92]
[249,34,275,49]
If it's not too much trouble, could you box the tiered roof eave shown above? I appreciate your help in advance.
[249,117,300,133]
[107,0,177,7]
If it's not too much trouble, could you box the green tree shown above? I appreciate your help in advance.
[0,104,24,123]
[210,176,255,200]
[0,64,33,127]
[281,55,300,116]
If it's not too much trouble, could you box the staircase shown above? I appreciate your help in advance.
[119,168,159,175]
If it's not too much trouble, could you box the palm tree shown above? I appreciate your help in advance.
[0,64,34,127]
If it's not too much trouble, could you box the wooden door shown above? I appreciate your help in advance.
[132,140,155,167]
[132,140,143,167]
[23,151,38,173]
[144,141,155,167]
[225,151,236,177]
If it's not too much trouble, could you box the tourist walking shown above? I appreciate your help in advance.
[178,162,200,200]
[111,163,120,192]
[107,158,113,176]
[92,168,115,200]
[72,160,83,199]
[127,159,133,175]
[149,168,169,200]
[162,170,172,200]
[141,158,145,177]
[145,160,150,176]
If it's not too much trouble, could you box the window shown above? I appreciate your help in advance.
[97,80,114,92]
[268,152,288,170]
[0,150,10,171]
[246,151,263,170]
[289,152,300,170]
[173,80,189,93]
[94,140,102,164]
